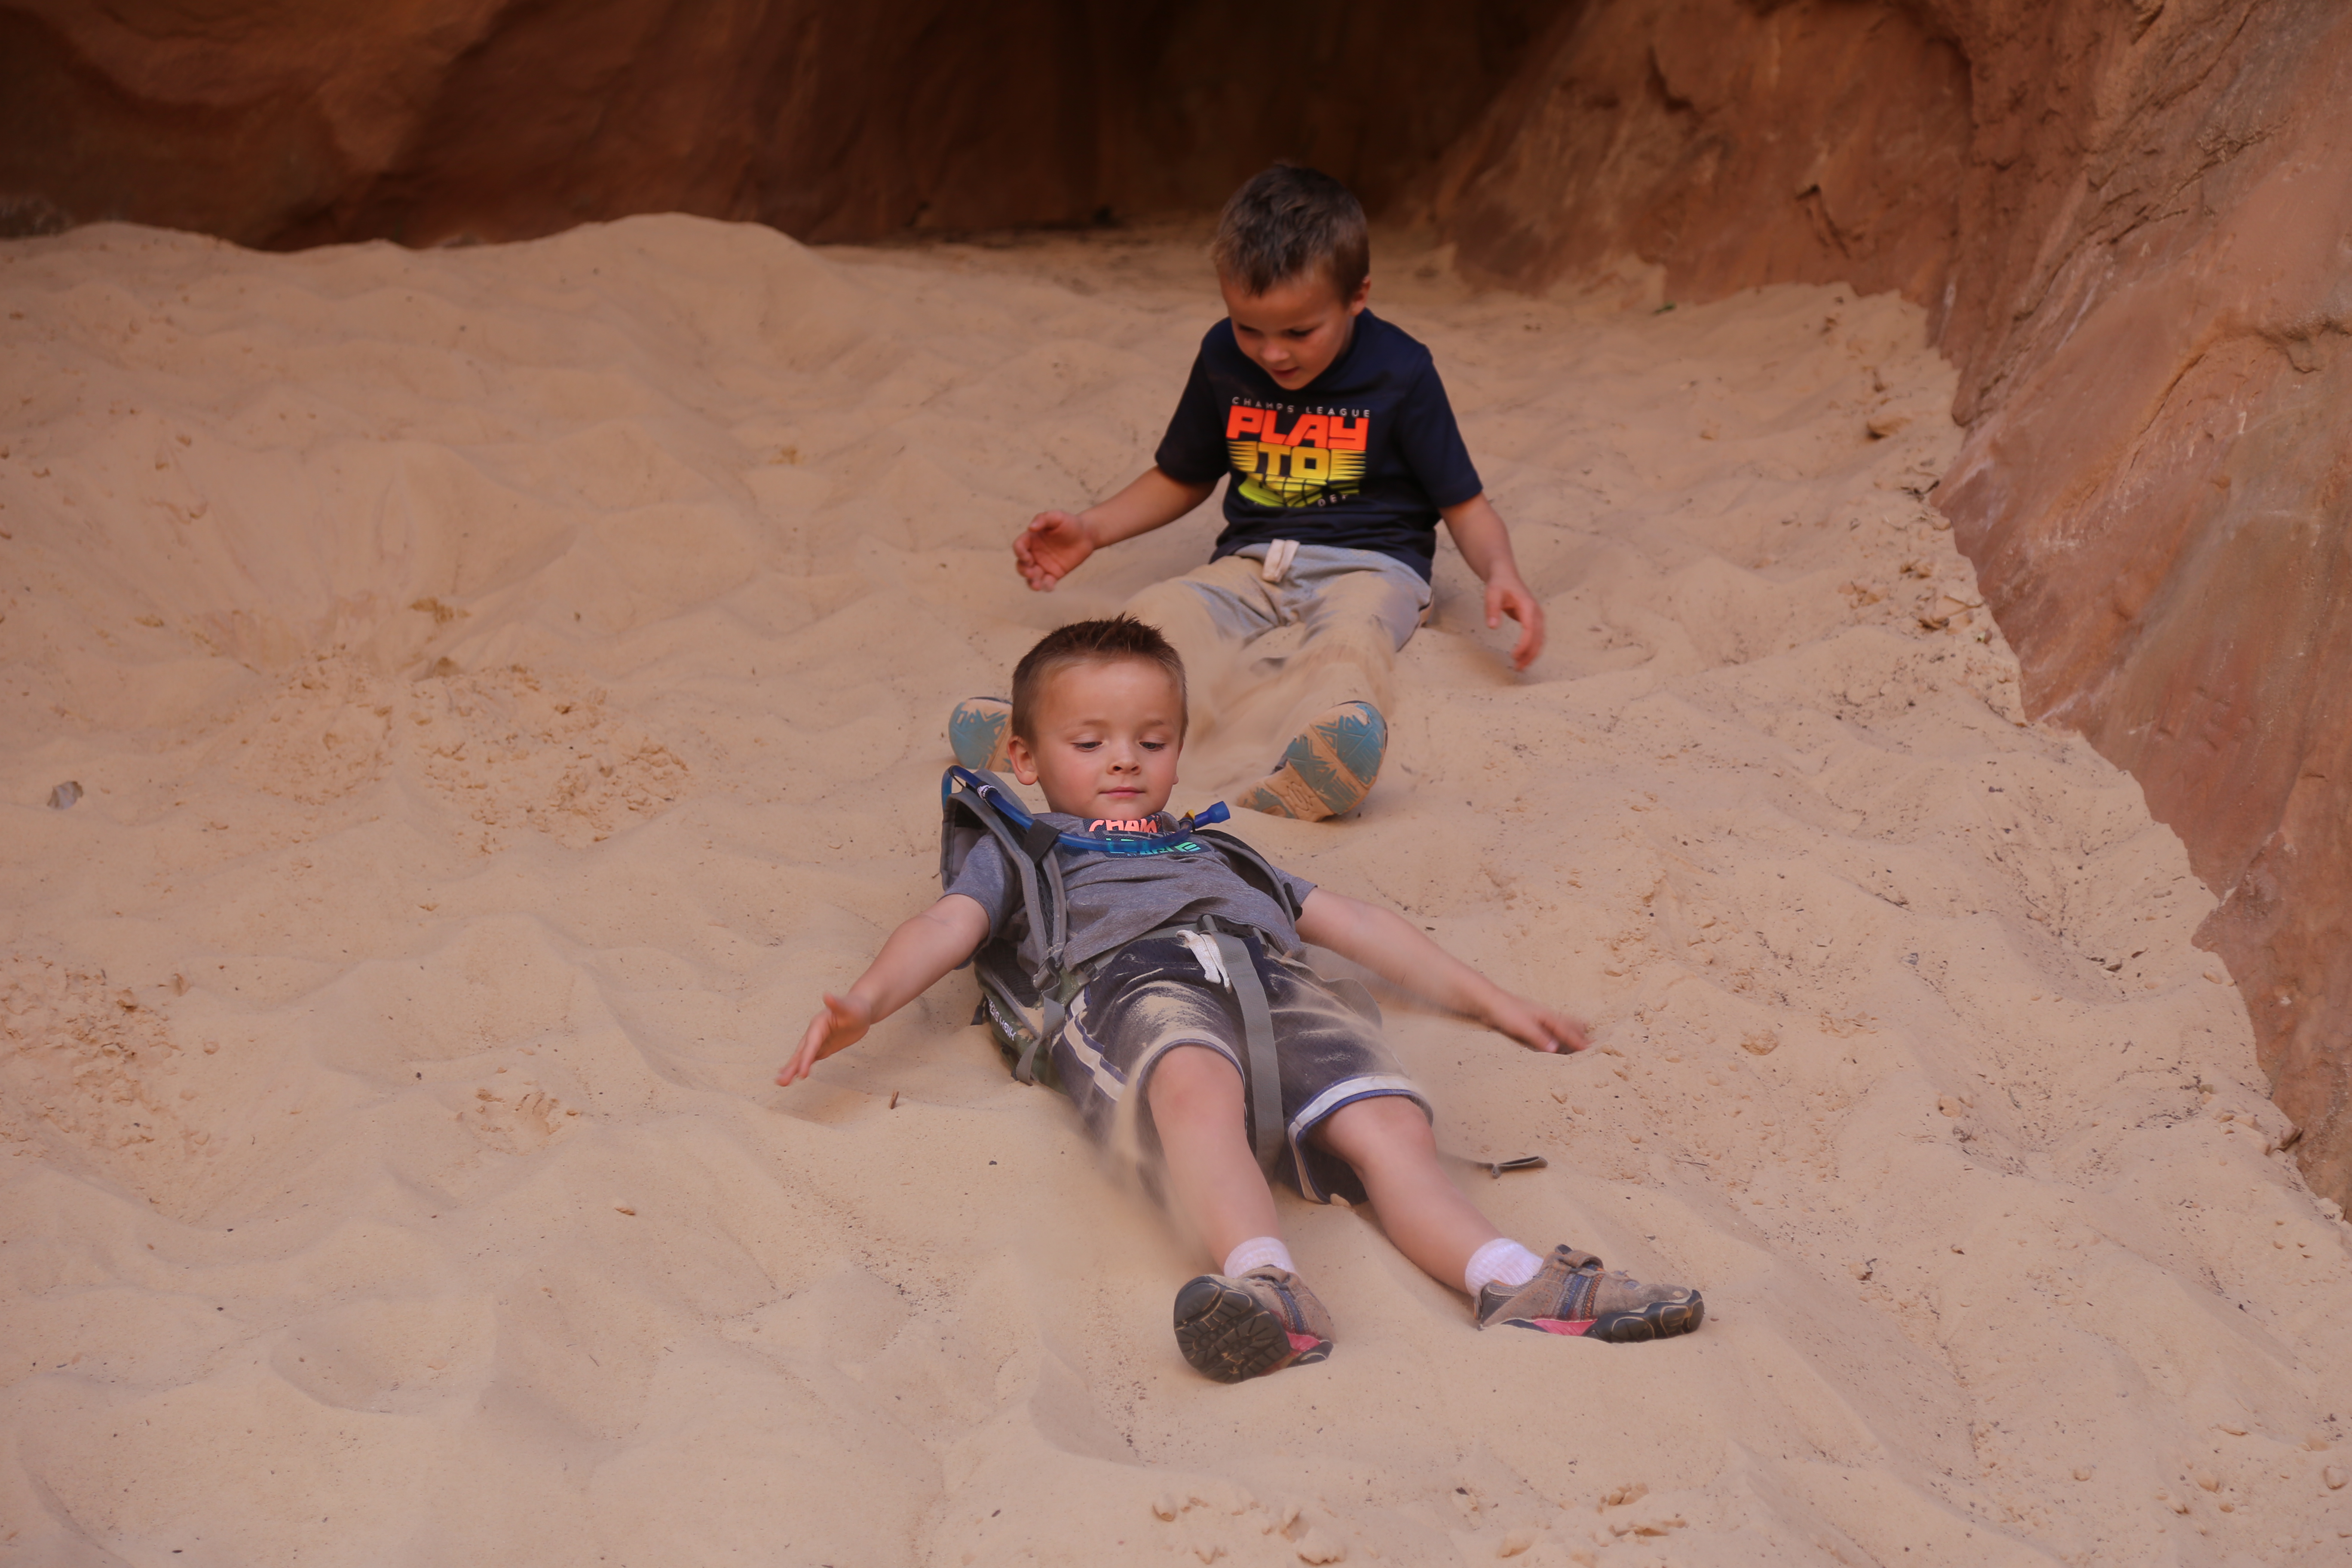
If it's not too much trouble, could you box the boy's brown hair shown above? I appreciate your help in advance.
[1010,616,1189,744]
[1210,164,1370,302]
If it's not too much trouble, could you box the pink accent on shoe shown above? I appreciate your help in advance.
[1522,1318,1596,1336]
[1286,1331,1325,1354]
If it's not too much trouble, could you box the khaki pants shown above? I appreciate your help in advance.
[1122,543,1429,785]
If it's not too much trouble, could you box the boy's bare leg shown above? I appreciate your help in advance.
[1313,1095,1501,1291]
[1150,1044,1338,1381]
[1145,1044,1281,1264]
[1317,1096,1705,1339]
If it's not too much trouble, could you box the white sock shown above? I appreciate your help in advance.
[1223,1236,1296,1278]
[1464,1238,1545,1298]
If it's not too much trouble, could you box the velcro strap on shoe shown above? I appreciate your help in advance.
[1551,1247,1607,1322]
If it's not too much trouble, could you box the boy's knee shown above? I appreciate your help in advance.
[1316,1094,1434,1161]
[1305,591,1420,658]
[1127,558,1269,644]
[1145,1044,1243,1121]
[1123,577,1198,625]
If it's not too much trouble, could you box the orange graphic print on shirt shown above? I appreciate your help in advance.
[1225,405,1370,508]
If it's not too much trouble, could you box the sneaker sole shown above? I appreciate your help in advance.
[1502,1291,1705,1343]
[948,697,1013,772]
[1235,702,1387,821]
[1173,1274,1331,1383]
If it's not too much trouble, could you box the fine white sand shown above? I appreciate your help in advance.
[3,217,2348,1567]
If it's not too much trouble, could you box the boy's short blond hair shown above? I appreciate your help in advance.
[1210,165,1370,302]
[1010,615,1189,745]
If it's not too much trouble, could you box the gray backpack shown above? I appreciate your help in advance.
[939,766,1302,1170]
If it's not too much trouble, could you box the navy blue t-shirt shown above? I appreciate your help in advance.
[1153,309,1482,580]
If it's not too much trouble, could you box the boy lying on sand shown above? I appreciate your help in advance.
[787,617,1702,1381]
[948,164,1547,822]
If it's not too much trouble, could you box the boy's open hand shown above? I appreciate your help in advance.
[777,991,873,1087]
[1014,510,1095,591]
[1484,993,1589,1054]
[1438,495,1547,671]
[1484,572,1547,671]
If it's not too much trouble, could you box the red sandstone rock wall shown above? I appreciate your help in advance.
[0,0,1106,246]
[1433,0,1971,316]
[1435,0,2352,1204]
[1935,6,2352,1207]
[0,0,1547,248]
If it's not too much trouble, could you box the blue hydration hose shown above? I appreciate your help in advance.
[945,766,1231,857]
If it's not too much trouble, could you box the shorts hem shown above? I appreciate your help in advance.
[1286,1073,1430,1203]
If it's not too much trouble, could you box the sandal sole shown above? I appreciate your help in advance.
[948,697,1013,772]
[1236,703,1387,821]
[1173,1275,1331,1383]
[1502,1291,1705,1343]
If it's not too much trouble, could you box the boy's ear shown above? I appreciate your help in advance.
[1005,732,1039,787]
[1346,275,1370,315]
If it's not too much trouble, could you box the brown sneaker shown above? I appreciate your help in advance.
[1173,1267,1335,1382]
[1475,1244,1704,1342]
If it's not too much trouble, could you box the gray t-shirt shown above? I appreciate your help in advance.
[945,811,1317,968]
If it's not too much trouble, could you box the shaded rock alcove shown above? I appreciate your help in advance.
[4,0,2347,1206]
[0,0,1550,247]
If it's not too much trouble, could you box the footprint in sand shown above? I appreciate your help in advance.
[0,952,205,1182]
[229,655,397,805]
[458,1079,578,1152]
[229,653,688,846]
[1148,1487,1332,1563]
[410,662,690,847]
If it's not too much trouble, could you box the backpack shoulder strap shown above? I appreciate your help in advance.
[1189,827,1302,925]
[940,769,1070,1083]
[943,770,1067,959]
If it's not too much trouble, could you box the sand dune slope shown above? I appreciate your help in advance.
[3,218,2347,1567]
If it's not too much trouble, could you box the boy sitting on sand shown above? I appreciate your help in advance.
[790,617,1702,1381]
[948,165,1547,822]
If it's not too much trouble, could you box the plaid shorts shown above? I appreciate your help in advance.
[1051,932,1429,1204]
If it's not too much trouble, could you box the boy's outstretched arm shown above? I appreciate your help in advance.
[1439,494,1547,671]
[1016,467,1217,591]
[1293,888,1588,1053]
[777,894,993,1087]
